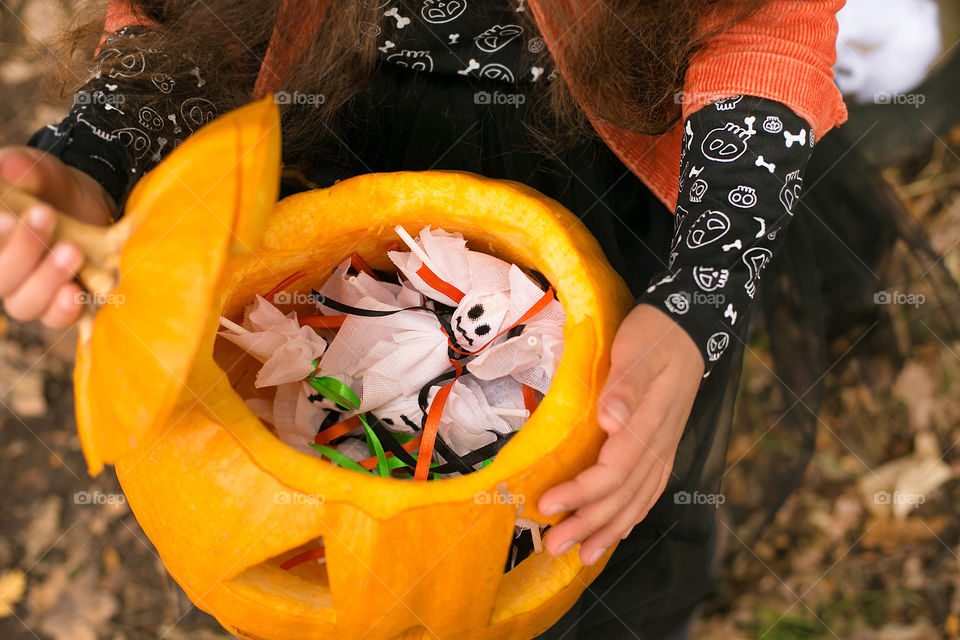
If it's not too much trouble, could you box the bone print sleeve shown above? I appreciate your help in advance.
[26,27,218,218]
[639,95,813,377]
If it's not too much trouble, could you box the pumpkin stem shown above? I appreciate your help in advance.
[0,178,133,297]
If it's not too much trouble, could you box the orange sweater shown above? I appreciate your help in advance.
[104,0,848,211]
[528,0,847,210]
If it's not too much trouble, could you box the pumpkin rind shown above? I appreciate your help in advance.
[75,98,633,638]
[73,97,281,475]
[108,169,631,639]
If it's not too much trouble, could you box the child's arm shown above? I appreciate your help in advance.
[0,26,217,329]
[540,96,815,564]
[26,26,219,217]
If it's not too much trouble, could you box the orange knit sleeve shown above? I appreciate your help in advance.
[681,0,848,140]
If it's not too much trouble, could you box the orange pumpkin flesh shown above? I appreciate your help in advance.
[73,97,281,475]
[76,101,634,638]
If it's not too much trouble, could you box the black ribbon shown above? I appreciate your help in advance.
[311,289,470,360]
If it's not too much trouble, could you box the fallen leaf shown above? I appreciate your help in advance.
[892,361,936,431]
[0,569,26,617]
[858,431,953,519]
[861,515,948,551]
[21,496,61,564]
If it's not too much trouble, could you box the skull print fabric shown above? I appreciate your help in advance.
[640,96,815,377]
[377,1,554,84]
[26,27,216,214]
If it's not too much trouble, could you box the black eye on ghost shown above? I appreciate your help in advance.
[455,303,492,346]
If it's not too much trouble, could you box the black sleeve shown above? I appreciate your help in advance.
[639,95,815,378]
[26,27,219,218]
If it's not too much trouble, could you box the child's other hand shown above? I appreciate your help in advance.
[0,147,116,329]
[538,303,704,565]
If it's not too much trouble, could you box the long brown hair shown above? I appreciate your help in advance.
[63,0,770,159]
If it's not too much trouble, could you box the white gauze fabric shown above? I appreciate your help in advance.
[318,301,452,412]
[388,227,512,306]
[467,266,564,393]
[314,257,423,313]
[218,294,328,388]
[333,437,372,462]
[427,375,513,456]
[249,381,329,456]
[370,393,425,434]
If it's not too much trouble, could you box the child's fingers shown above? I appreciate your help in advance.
[538,417,658,516]
[40,283,84,329]
[0,147,48,196]
[543,458,654,558]
[3,242,83,322]
[0,204,56,298]
[0,147,116,225]
[579,464,672,563]
[1,147,81,211]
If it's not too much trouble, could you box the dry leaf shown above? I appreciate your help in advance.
[21,496,61,564]
[858,430,952,519]
[0,569,26,617]
[892,361,936,431]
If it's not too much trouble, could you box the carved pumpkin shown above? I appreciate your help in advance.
[64,98,634,639]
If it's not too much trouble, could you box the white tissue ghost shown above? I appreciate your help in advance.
[218,294,328,388]
[388,227,512,306]
[370,392,425,434]
[246,380,335,457]
[451,289,511,351]
[314,257,423,312]
[468,266,564,393]
[317,299,452,412]
[428,375,515,457]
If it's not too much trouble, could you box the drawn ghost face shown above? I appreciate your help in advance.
[452,291,509,350]
[421,0,467,23]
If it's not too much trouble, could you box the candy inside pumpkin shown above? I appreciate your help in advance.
[72,98,635,639]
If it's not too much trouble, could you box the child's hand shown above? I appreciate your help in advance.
[0,147,116,329]
[538,303,705,565]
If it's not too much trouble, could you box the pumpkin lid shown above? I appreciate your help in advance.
[73,97,282,475]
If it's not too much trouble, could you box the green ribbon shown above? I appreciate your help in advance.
[308,443,371,474]
[307,376,391,478]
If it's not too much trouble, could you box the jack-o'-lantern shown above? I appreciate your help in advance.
[17,98,636,639]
